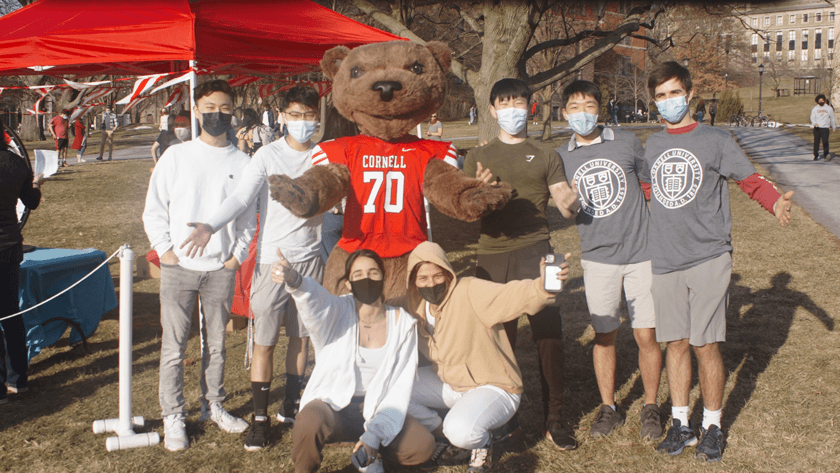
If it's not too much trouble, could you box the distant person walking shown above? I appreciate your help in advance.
[426,113,443,141]
[810,94,835,161]
[608,99,619,126]
[531,100,539,125]
[696,99,706,123]
[469,105,476,125]
[708,99,718,127]
[97,106,119,161]
[48,110,70,167]
[71,116,87,163]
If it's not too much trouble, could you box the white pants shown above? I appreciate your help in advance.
[409,366,520,450]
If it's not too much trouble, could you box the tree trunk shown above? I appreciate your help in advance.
[474,0,539,143]
[19,75,48,141]
[539,87,553,141]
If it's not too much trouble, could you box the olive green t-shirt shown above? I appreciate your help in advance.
[463,138,567,254]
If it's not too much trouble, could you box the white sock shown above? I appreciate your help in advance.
[607,405,616,411]
[702,408,722,430]
[672,406,689,426]
[254,415,268,422]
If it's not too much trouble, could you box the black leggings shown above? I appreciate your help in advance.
[1,258,27,395]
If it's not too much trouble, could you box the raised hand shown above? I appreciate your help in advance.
[179,222,214,258]
[775,190,794,226]
[271,249,300,287]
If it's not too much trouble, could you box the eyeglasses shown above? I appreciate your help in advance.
[431,115,437,118]
[285,111,318,120]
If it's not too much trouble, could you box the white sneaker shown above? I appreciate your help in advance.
[163,413,189,451]
[207,401,249,433]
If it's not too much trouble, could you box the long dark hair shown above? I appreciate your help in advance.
[321,106,358,141]
[342,249,385,283]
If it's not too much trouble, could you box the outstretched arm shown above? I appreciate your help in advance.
[269,163,350,218]
[549,181,580,219]
[423,159,512,221]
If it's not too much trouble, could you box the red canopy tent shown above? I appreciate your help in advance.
[0,0,401,77]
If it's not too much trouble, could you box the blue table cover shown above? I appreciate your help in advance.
[17,248,118,361]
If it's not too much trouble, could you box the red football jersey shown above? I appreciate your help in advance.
[312,135,458,258]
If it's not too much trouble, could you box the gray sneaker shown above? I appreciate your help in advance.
[695,425,725,462]
[590,405,624,438]
[163,413,190,451]
[639,404,663,440]
[656,419,697,456]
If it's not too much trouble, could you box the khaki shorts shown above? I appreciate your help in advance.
[250,257,324,346]
[580,259,655,334]
[651,252,731,346]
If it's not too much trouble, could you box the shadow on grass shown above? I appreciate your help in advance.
[720,271,834,431]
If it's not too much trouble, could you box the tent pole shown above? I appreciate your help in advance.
[189,60,198,140]
[417,124,433,242]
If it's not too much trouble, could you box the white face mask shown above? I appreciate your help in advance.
[286,120,318,144]
[495,107,528,135]
[174,127,191,141]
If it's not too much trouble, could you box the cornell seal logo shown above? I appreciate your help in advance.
[573,159,626,218]
[651,148,703,209]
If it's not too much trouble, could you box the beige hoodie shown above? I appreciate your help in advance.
[404,241,556,394]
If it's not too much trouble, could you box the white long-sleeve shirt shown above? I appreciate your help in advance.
[205,137,322,265]
[291,278,418,450]
[143,139,256,272]
[810,103,836,129]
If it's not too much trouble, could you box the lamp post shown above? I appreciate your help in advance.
[725,72,729,89]
[758,63,765,116]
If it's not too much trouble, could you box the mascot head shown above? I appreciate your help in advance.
[321,40,451,141]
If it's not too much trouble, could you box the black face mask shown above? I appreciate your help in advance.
[350,278,384,305]
[418,282,447,305]
[200,111,232,137]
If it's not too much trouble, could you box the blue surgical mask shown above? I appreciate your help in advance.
[496,107,528,135]
[656,95,689,124]
[567,112,599,136]
[286,120,318,144]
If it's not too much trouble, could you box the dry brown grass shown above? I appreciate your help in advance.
[2,126,838,473]
[23,124,160,156]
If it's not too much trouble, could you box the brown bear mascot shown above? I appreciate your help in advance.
[269,40,511,300]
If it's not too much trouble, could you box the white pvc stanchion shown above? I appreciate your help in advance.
[417,123,433,242]
[92,244,160,451]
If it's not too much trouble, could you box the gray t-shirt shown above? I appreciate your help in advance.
[558,127,649,265]
[428,121,442,141]
[639,124,756,274]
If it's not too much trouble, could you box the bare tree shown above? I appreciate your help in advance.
[324,0,667,142]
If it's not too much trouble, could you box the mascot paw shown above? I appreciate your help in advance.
[268,174,320,218]
[461,183,513,220]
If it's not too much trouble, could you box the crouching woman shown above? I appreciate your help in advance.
[404,242,569,472]
[271,248,435,473]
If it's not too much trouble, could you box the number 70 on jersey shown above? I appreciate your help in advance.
[363,171,405,214]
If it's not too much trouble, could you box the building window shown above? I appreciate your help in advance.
[790,30,796,50]
[776,51,783,61]
[802,49,808,61]
[816,29,822,49]
[752,18,758,28]
[764,35,771,52]
[763,50,770,61]
[829,28,834,49]
[791,14,796,24]
[752,33,759,52]
[777,31,783,51]
[764,16,770,26]
[752,52,758,63]
[789,49,795,61]
[831,11,835,21]
[803,29,809,50]
[803,13,809,23]
[817,12,822,22]
[777,15,783,25]
[815,48,822,60]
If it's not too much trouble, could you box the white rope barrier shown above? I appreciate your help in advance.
[0,247,121,323]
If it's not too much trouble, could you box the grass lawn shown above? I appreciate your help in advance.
[23,123,161,157]
[2,124,838,472]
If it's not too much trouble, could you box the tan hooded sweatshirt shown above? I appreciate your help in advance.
[404,241,556,394]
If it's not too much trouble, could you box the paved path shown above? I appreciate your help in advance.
[730,126,840,239]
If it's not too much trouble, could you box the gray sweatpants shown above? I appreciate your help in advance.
[159,263,236,417]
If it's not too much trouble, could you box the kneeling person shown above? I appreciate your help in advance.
[405,242,569,472]
[556,80,663,440]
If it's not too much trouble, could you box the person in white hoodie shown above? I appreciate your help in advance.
[143,79,256,452]
[810,94,836,160]
[179,86,325,451]
[271,248,435,473]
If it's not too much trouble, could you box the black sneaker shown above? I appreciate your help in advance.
[276,395,299,424]
[656,419,697,456]
[695,425,724,462]
[244,415,270,452]
[639,404,663,440]
[545,420,578,451]
[590,405,624,438]
[467,440,492,472]
[96,156,103,161]
[490,412,522,443]
[418,438,453,470]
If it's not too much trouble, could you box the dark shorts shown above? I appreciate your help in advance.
[56,138,68,150]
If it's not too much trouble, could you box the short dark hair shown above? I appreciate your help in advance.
[562,80,602,109]
[321,106,359,141]
[647,61,692,97]
[282,86,320,111]
[343,249,386,283]
[194,79,235,104]
[816,94,827,103]
[242,108,259,128]
[489,78,531,106]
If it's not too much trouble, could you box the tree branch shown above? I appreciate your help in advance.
[349,0,476,85]
[451,4,483,35]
